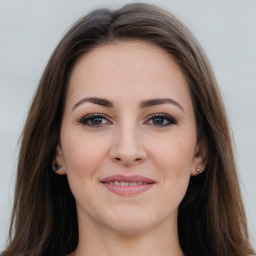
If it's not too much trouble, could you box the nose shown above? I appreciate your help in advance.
[109,124,147,166]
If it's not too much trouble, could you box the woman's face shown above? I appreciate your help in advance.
[56,41,205,234]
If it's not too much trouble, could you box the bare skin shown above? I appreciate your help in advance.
[55,41,206,256]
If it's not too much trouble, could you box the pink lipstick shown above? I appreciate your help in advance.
[100,175,156,195]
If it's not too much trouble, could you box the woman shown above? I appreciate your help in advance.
[2,3,255,256]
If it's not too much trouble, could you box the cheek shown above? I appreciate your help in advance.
[60,131,110,207]
[151,135,195,173]
[61,129,108,181]
[149,133,195,195]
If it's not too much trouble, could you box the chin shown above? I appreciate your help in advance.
[108,219,156,235]
[102,207,174,235]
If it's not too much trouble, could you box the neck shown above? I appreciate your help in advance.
[74,210,184,256]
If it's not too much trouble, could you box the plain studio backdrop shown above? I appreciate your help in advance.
[0,0,255,250]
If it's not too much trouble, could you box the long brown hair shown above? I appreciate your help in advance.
[2,3,255,256]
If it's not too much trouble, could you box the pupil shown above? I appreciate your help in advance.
[153,117,164,125]
[92,117,102,124]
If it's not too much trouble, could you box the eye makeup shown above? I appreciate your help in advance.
[78,112,177,128]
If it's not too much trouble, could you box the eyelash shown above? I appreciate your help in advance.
[78,113,111,127]
[146,113,177,127]
[78,113,177,127]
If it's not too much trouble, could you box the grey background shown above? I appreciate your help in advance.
[0,0,255,250]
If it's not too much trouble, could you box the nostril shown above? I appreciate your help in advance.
[114,157,142,162]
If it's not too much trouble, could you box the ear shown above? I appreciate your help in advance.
[52,145,67,175]
[190,137,208,176]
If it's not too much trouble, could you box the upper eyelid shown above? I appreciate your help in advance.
[78,113,177,127]
[146,113,172,118]
[145,113,177,120]
[78,112,177,123]
[145,113,177,124]
[78,113,112,125]
[79,113,110,118]
[79,112,174,120]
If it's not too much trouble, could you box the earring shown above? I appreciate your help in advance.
[53,163,61,171]
[196,168,201,173]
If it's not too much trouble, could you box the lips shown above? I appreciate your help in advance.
[100,175,156,195]
[101,175,155,184]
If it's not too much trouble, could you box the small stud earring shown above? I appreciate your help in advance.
[196,168,201,173]
[53,163,61,171]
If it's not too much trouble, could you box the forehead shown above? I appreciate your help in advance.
[71,40,181,79]
[66,40,191,109]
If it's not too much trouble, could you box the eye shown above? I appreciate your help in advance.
[145,113,177,127]
[78,113,112,127]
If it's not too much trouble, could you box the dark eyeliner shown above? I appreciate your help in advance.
[78,113,111,127]
[146,113,178,127]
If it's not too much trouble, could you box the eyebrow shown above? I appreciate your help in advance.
[72,97,113,111]
[72,97,184,112]
[140,98,184,111]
